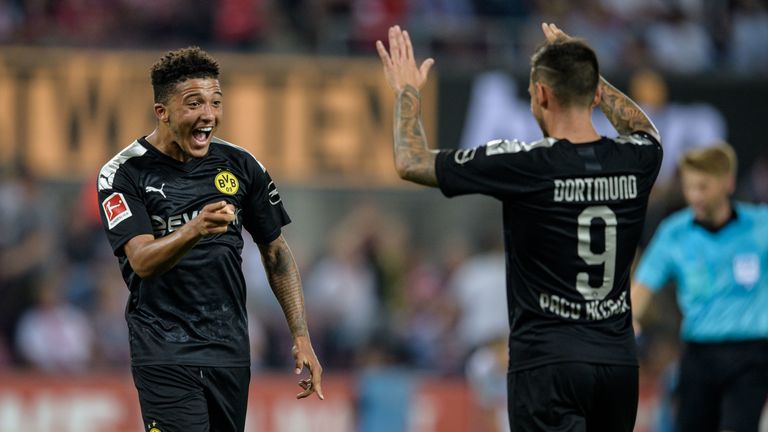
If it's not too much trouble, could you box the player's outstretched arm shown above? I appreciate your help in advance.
[257,235,324,400]
[124,201,235,278]
[376,26,439,187]
[540,23,661,143]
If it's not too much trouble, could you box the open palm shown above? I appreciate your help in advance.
[376,26,434,93]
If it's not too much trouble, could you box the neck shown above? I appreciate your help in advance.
[543,107,600,143]
[706,200,733,228]
[146,127,189,162]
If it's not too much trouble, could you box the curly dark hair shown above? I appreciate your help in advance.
[151,46,220,103]
[530,40,599,108]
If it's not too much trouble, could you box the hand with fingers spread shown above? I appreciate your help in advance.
[541,22,572,44]
[376,25,435,94]
[292,335,324,400]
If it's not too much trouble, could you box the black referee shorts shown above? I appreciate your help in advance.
[132,365,250,432]
[676,340,768,432]
[508,362,638,432]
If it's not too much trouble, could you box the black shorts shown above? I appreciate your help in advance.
[132,365,250,432]
[676,340,768,432]
[508,362,638,432]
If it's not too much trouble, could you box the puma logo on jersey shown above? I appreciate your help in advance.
[146,183,166,198]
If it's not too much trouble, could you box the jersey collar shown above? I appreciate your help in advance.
[693,205,738,233]
[138,136,206,172]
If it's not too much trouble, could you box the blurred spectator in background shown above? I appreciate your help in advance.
[633,143,768,432]
[90,267,130,369]
[400,245,462,373]
[745,148,768,203]
[466,335,510,432]
[351,0,408,52]
[644,8,714,74]
[0,0,765,74]
[305,206,379,368]
[0,165,54,365]
[728,0,768,74]
[15,272,94,373]
[0,0,22,39]
[460,72,541,149]
[60,182,105,310]
[446,231,507,359]
[213,0,268,48]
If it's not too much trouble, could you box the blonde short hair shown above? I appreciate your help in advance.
[679,142,737,178]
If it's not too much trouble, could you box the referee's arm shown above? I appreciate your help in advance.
[631,281,654,335]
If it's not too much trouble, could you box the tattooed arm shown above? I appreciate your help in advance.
[258,234,324,400]
[598,78,660,143]
[377,26,438,187]
[393,85,439,186]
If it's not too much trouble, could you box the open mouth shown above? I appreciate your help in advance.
[192,126,213,143]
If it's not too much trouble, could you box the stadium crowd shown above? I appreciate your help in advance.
[0,0,766,73]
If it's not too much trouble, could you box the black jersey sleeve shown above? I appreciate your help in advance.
[241,160,291,244]
[97,167,153,256]
[624,131,663,163]
[435,138,555,198]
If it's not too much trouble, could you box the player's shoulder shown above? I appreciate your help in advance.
[610,132,660,148]
[210,136,266,173]
[658,208,695,237]
[734,201,768,223]
[482,137,558,156]
[98,139,149,191]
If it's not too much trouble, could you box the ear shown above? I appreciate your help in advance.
[592,85,602,108]
[725,174,736,195]
[536,82,549,109]
[154,103,168,123]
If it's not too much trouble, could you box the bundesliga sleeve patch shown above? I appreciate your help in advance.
[102,192,133,229]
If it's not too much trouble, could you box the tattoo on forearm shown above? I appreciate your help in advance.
[394,85,437,186]
[599,78,659,141]
[263,240,308,338]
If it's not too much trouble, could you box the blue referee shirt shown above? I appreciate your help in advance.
[634,202,768,342]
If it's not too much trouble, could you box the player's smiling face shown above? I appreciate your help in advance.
[164,77,222,159]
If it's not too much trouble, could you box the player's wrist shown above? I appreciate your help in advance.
[292,333,312,346]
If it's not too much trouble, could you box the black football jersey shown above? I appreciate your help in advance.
[436,133,662,372]
[97,137,290,366]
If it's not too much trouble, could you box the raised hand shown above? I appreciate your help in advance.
[541,22,572,44]
[376,26,434,94]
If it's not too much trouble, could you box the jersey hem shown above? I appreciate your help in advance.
[130,359,251,367]
[252,224,285,244]
[508,357,638,373]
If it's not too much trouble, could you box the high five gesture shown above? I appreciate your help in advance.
[376,26,438,187]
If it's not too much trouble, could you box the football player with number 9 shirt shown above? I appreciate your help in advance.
[377,23,662,431]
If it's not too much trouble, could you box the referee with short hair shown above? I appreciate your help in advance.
[633,143,768,432]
